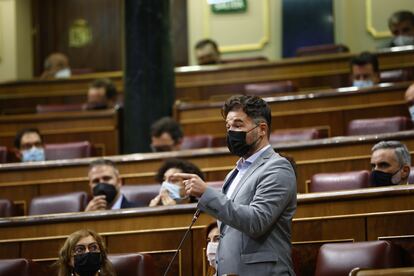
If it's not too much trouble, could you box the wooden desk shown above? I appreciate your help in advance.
[0,109,119,155]
[1,130,414,208]
[175,46,414,101]
[174,82,410,137]
[1,190,414,276]
[0,47,413,113]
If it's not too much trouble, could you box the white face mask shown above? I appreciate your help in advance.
[353,80,374,88]
[54,68,71,78]
[206,241,218,268]
[393,35,414,46]
[409,105,414,122]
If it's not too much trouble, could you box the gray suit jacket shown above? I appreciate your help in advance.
[198,147,297,276]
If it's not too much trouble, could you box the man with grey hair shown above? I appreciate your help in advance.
[85,159,137,211]
[370,141,411,186]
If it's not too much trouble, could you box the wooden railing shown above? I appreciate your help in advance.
[0,47,413,112]
[1,130,414,210]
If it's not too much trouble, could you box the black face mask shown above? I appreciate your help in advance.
[74,252,102,276]
[92,183,118,204]
[226,126,260,157]
[370,168,401,186]
[86,102,108,110]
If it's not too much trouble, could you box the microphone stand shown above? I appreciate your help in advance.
[163,209,201,276]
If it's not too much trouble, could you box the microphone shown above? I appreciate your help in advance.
[163,209,201,276]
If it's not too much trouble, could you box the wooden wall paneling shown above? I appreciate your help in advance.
[32,0,122,76]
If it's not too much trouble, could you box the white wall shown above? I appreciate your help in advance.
[187,0,414,65]
[0,0,32,82]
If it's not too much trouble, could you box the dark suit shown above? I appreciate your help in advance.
[198,147,297,275]
[120,195,139,208]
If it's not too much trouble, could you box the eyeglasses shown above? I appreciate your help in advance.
[73,242,100,255]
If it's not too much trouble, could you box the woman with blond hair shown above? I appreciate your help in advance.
[56,229,116,276]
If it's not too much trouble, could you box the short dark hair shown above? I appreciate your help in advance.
[151,117,184,144]
[89,158,119,176]
[222,95,272,137]
[14,128,43,149]
[350,52,379,73]
[195,39,219,53]
[155,158,205,183]
[89,78,117,100]
[388,10,414,28]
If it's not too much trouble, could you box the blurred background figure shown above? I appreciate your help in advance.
[86,78,117,110]
[388,10,414,47]
[40,52,72,79]
[195,39,221,65]
[350,52,380,88]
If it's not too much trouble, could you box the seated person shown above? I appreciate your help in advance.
[55,228,116,276]
[206,221,219,276]
[404,83,414,121]
[40,52,71,79]
[14,128,45,162]
[350,52,380,88]
[85,159,138,211]
[150,117,183,152]
[195,39,221,65]
[370,141,411,186]
[149,158,204,206]
[388,10,414,47]
[85,78,117,110]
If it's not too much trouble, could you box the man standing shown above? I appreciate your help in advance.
[370,141,411,186]
[85,159,137,211]
[177,95,297,275]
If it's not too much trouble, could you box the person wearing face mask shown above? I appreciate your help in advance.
[13,128,46,162]
[206,221,219,276]
[40,52,72,79]
[387,11,414,48]
[370,141,411,186]
[85,159,138,212]
[176,95,297,276]
[150,117,184,152]
[149,158,204,207]
[85,79,118,110]
[350,52,380,88]
[55,229,116,276]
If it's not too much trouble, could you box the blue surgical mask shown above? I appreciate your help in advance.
[161,181,182,200]
[353,80,374,88]
[22,147,45,162]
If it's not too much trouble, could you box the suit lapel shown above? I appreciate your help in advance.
[230,147,273,200]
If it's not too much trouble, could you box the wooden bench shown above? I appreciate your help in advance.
[1,130,414,210]
[0,47,413,113]
[0,109,119,156]
[0,205,413,275]
[174,82,410,137]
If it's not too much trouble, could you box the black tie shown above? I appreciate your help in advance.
[222,169,239,195]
